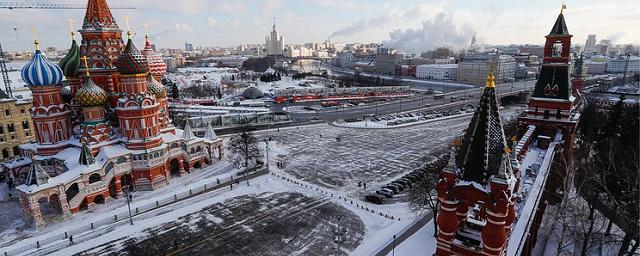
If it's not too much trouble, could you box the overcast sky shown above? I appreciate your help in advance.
[1,0,638,53]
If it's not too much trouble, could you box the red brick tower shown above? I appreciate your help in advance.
[436,71,520,256]
[22,41,74,156]
[114,33,162,150]
[78,0,123,105]
[518,8,579,202]
[141,34,174,134]
[571,54,586,97]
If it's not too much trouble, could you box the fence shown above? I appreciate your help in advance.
[3,169,268,256]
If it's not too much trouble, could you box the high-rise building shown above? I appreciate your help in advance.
[184,42,194,52]
[585,34,597,51]
[265,20,284,56]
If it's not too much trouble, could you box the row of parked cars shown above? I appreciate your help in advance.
[377,107,473,127]
[365,155,452,204]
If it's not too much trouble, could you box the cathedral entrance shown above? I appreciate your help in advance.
[169,159,180,177]
[108,178,117,198]
[65,183,79,203]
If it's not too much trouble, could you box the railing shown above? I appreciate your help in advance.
[2,169,269,256]
[114,162,132,174]
[67,189,86,209]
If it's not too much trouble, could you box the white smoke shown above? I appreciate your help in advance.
[384,13,475,54]
[329,14,393,39]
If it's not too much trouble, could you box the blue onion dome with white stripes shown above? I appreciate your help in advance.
[21,41,63,86]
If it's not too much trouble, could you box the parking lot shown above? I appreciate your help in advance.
[259,104,524,199]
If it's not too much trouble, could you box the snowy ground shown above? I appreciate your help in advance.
[0,161,237,248]
[385,219,437,256]
[88,192,365,256]
[253,105,524,200]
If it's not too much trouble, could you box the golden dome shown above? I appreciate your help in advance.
[146,73,167,98]
[75,77,107,106]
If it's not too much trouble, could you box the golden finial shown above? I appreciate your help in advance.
[31,28,40,50]
[143,23,150,43]
[486,56,497,88]
[66,18,76,39]
[511,135,518,142]
[503,147,512,154]
[81,56,90,77]
[123,16,132,39]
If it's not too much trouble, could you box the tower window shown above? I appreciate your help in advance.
[22,121,29,130]
[4,109,9,116]
[543,110,550,120]
[552,41,563,57]
[2,149,8,159]
[556,109,562,119]
[7,124,14,133]
[12,146,19,156]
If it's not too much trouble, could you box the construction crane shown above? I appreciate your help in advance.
[0,42,13,98]
[0,1,134,9]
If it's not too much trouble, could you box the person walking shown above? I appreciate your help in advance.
[69,235,75,245]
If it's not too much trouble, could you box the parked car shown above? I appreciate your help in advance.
[310,116,320,120]
[376,189,394,198]
[390,182,405,191]
[393,179,409,187]
[384,184,401,193]
[365,194,385,204]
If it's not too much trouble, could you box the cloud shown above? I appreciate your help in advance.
[207,17,218,28]
[175,23,193,33]
[384,13,475,54]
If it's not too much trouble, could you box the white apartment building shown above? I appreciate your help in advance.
[416,64,458,80]
[607,56,640,73]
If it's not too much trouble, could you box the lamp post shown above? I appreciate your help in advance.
[123,185,133,225]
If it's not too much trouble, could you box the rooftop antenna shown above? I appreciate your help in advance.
[13,28,19,44]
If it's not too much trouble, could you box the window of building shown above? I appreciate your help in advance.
[22,121,29,130]
[543,110,550,120]
[552,42,563,57]
[12,146,19,156]
[4,109,9,116]
[556,109,562,119]
[7,124,14,133]
[0,125,3,134]
[2,149,8,159]
[20,108,25,114]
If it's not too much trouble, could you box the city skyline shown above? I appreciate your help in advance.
[0,0,639,52]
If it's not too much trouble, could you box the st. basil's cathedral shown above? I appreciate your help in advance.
[4,0,224,228]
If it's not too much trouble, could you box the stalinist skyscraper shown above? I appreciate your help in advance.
[265,18,284,56]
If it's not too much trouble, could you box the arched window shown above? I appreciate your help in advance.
[89,173,101,184]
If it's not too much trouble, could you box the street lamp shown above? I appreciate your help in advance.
[123,185,134,225]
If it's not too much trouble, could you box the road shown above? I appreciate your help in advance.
[272,79,535,123]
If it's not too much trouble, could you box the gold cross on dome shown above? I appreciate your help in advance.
[123,16,132,39]
[81,56,90,77]
[31,27,39,50]
[66,18,76,38]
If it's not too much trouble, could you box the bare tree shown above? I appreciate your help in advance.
[408,151,450,237]
[227,120,263,171]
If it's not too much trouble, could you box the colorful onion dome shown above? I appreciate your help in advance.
[116,38,149,75]
[75,77,107,106]
[59,38,81,77]
[146,73,167,98]
[142,35,167,78]
[21,41,63,86]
